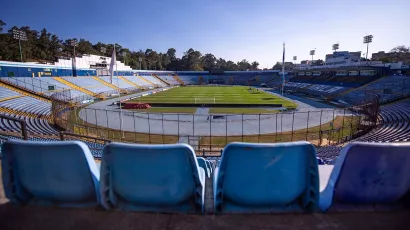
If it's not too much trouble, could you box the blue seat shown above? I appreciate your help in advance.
[214,141,319,213]
[320,142,410,211]
[197,157,210,177]
[1,140,100,207]
[100,143,205,213]
[206,160,213,173]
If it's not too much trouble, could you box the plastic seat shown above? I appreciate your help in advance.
[100,143,205,213]
[214,141,319,213]
[197,157,210,177]
[1,140,100,207]
[320,142,410,211]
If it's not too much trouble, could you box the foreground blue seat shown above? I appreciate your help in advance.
[100,143,205,213]
[320,142,410,211]
[197,157,210,177]
[1,140,100,207]
[214,141,319,213]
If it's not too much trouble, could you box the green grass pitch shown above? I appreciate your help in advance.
[129,86,297,108]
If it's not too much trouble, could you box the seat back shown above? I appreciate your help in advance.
[320,142,410,211]
[214,141,319,213]
[1,140,100,207]
[197,157,210,177]
[100,143,204,213]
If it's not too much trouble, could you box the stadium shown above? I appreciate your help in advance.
[1,12,410,230]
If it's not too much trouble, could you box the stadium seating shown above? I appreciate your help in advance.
[100,143,205,213]
[62,77,113,93]
[214,141,319,213]
[320,142,410,211]
[355,99,410,143]
[337,75,410,104]
[197,157,210,177]
[1,140,100,207]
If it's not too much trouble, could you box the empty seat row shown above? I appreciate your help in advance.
[2,141,410,213]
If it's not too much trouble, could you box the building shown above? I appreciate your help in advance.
[372,51,410,64]
[325,51,361,66]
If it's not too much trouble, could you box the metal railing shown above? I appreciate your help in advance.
[51,90,380,154]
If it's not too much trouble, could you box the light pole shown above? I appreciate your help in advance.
[363,35,373,65]
[13,29,27,62]
[310,49,316,66]
[100,47,106,55]
[332,43,339,67]
[70,39,77,77]
[138,57,142,70]
[122,51,127,66]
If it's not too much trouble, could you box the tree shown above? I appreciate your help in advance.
[314,59,324,66]
[0,20,277,70]
[237,59,251,71]
[272,62,282,70]
[251,61,259,70]
[166,48,176,60]
[0,20,5,33]
[390,45,410,53]
[182,48,203,71]
[202,53,216,71]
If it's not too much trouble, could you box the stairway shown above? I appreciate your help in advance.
[53,77,97,97]
[118,76,143,89]
[92,76,125,93]
[173,75,184,85]
[152,74,170,86]
[0,81,50,103]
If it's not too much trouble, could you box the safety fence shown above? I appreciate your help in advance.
[51,89,380,154]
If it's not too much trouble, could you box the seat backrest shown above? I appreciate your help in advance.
[197,157,210,177]
[205,160,212,173]
[100,143,204,213]
[320,142,410,211]
[1,140,100,207]
[214,141,319,213]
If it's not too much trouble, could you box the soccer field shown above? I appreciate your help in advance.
[129,86,297,108]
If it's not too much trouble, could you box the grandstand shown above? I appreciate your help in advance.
[0,58,409,228]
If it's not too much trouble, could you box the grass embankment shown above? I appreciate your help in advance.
[127,86,298,109]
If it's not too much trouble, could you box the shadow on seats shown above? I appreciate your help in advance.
[320,142,410,211]
[214,141,319,213]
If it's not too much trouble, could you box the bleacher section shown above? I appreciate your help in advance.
[354,99,410,143]
[337,75,410,104]
[122,76,154,88]
[1,77,85,98]
[62,77,114,93]
[285,82,350,97]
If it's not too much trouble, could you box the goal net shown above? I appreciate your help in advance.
[194,98,216,104]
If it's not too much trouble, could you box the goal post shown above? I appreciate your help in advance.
[194,98,216,104]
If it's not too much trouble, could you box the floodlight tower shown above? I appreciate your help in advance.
[363,35,373,62]
[332,43,339,67]
[13,29,27,62]
[293,56,297,65]
[138,57,142,70]
[100,47,106,55]
[70,39,78,76]
[122,51,127,65]
[310,49,316,65]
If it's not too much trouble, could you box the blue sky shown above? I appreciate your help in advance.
[1,0,409,68]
